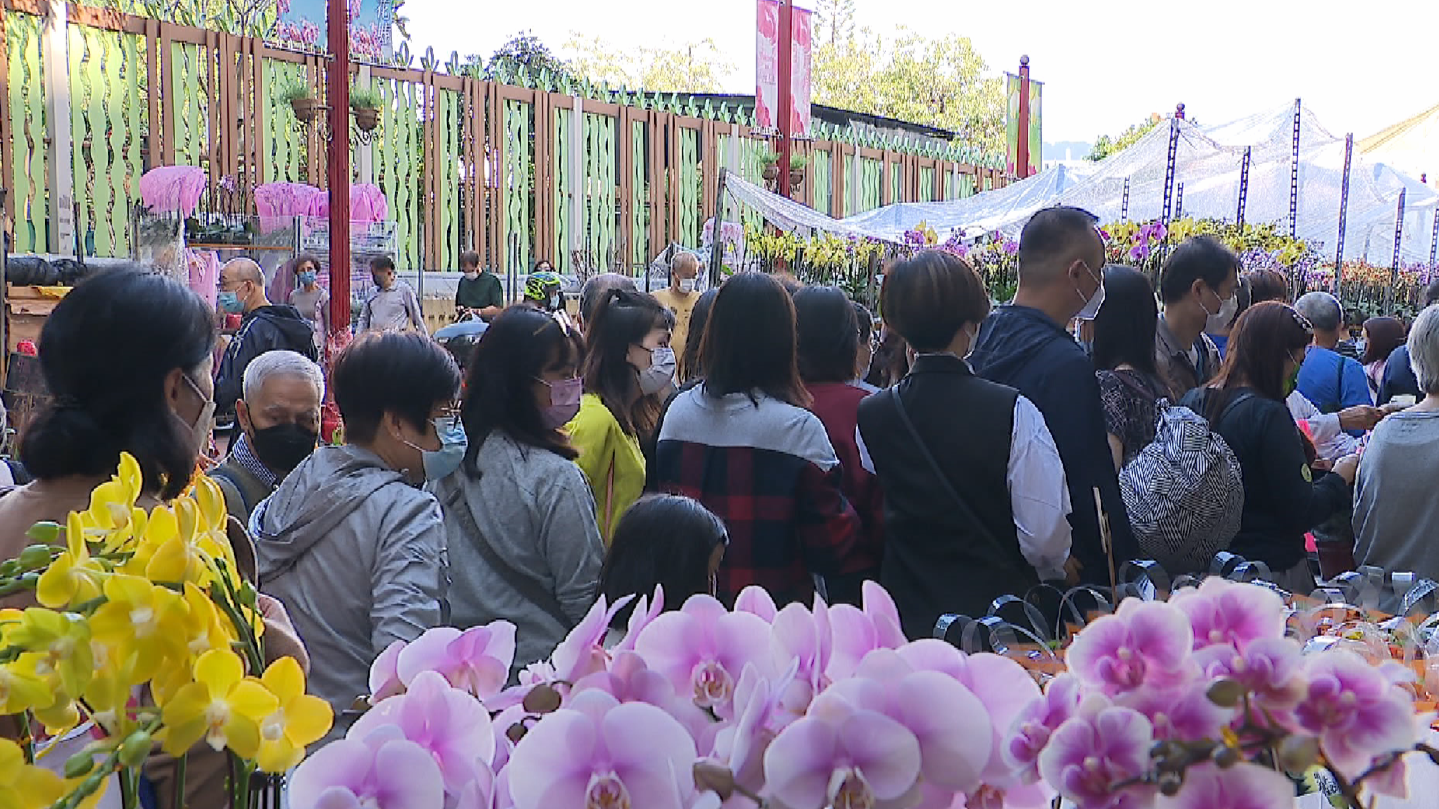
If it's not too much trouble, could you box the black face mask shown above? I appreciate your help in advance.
[248,422,319,476]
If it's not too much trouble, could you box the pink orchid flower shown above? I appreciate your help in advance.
[1114,682,1230,742]
[396,623,517,700]
[734,586,779,623]
[505,689,698,809]
[550,594,636,684]
[768,599,833,716]
[825,581,907,681]
[369,640,407,703]
[634,594,772,718]
[348,671,496,798]
[1036,701,1155,809]
[1066,599,1195,696]
[763,697,922,809]
[572,650,713,745]
[1293,650,1419,775]
[1194,636,1306,716]
[1004,673,1082,782]
[290,726,445,809]
[1155,762,1294,809]
[610,586,665,654]
[1169,577,1286,652]
[706,661,800,802]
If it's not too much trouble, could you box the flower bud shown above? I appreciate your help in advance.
[1157,771,1183,797]
[63,751,95,779]
[117,730,153,768]
[1206,678,1244,708]
[25,522,61,544]
[522,684,562,714]
[1278,735,1320,773]
[693,761,736,800]
[1212,745,1240,769]
[17,545,52,569]
[505,722,528,744]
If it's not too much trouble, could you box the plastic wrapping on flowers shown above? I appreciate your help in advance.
[288,575,1438,809]
[0,453,332,809]
[740,221,889,301]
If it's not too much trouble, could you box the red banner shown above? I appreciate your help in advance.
[755,0,813,139]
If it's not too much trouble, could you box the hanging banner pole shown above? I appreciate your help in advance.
[1160,107,1180,224]
[1016,56,1032,180]
[1236,146,1251,225]
[1430,207,1439,276]
[775,0,794,200]
[1334,133,1353,292]
[1174,182,1184,222]
[1289,98,1302,238]
[1120,178,1130,222]
[1388,190,1406,314]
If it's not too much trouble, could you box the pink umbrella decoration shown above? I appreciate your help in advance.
[254,182,326,234]
[306,184,389,225]
[138,166,206,217]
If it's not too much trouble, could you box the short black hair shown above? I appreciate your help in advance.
[462,307,582,468]
[600,494,727,625]
[853,301,874,343]
[882,251,991,353]
[294,253,322,274]
[579,273,638,328]
[459,250,480,270]
[701,273,810,408]
[1244,269,1289,305]
[1426,278,1439,307]
[794,286,861,385]
[1158,236,1239,304]
[332,331,461,443]
[370,254,396,273]
[1092,265,1160,379]
[22,267,215,499]
[1017,206,1101,271]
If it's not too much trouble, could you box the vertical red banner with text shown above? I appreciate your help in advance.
[756,0,812,138]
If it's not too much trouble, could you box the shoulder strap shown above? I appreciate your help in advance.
[209,466,255,516]
[1215,390,1257,427]
[440,487,574,628]
[886,387,1021,568]
[1330,356,1347,412]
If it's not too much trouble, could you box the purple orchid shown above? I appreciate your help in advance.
[609,587,665,654]
[289,727,445,809]
[395,623,516,700]
[1169,577,1286,653]
[1293,650,1420,774]
[1002,240,1020,255]
[1036,702,1156,809]
[505,690,698,809]
[768,599,833,715]
[1194,637,1306,715]
[369,639,407,703]
[549,594,635,684]
[1004,674,1082,782]
[763,697,922,809]
[825,582,908,682]
[348,671,496,798]
[1115,682,1231,742]
[571,650,713,745]
[633,594,772,718]
[734,586,779,623]
[1155,762,1294,809]
[1067,600,1195,696]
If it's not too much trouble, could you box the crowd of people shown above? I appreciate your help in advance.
[6,204,1438,798]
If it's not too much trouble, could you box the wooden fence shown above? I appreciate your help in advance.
[0,0,1007,273]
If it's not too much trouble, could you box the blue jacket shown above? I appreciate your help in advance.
[969,305,1139,586]
[1377,344,1420,406]
[1296,347,1371,433]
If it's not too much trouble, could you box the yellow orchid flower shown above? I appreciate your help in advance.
[35,512,108,609]
[160,649,279,760]
[89,574,189,684]
[0,659,52,716]
[120,502,177,579]
[82,650,141,739]
[5,609,94,699]
[255,656,333,773]
[0,739,64,809]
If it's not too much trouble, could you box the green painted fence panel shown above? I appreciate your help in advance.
[170,42,207,167]
[438,88,460,271]
[582,112,615,272]
[503,98,532,274]
[860,158,882,213]
[373,79,422,270]
[552,107,571,272]
[631,120,648,268]
[6,14,47,252]
[263,61,307,183]
[812,149,831,214]
[843,155,854,217]
[889,161,901,205]
[920,167,934,203]
[678,127,700,248]
[68,25,144,256]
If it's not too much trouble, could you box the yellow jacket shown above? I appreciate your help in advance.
[567,393,646,542]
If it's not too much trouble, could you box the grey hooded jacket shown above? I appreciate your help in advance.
[251,444,447,730]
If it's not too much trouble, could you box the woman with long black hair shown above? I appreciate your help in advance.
[1092,265,1170,469]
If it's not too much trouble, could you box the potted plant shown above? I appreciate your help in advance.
[760,150,781,184]
[350,83,383,132]
[281,78,321,124]
[788,153,809,189]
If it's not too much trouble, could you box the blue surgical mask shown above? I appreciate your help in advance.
[297,271,317,286]
[217,290,244,314]
[402,416,468,481]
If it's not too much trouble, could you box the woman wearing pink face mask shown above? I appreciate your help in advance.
[431,307,604,676]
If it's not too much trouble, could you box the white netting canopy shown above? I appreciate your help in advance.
[730,103,1439,266]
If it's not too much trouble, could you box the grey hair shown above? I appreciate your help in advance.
[242,350,325,403]
[1294,291,1343,333]
[1409,304,1439,396]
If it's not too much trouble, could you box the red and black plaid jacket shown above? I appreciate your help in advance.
[654,387,877,607]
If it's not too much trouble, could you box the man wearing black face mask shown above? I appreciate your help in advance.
[208,350,324,523]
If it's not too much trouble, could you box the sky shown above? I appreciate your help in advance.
[404,0,1437,146]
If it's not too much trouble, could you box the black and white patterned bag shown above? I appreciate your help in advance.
[1119,401,1244,574]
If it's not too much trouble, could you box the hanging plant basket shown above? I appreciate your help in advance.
[353,107,381,132]
[789,169,805,189]
[762,164,780,182]
[290,96,322,124]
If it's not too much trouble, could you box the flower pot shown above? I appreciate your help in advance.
[789,170,804,188]
[762,164,780,182]
[290,96,321,124]
[353,107,380,132]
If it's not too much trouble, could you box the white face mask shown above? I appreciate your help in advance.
[463,271,479,280]
[1074,262,1106,321]
[677,278,696,294]
[1202,287,1238,333]
[639,347,677,395]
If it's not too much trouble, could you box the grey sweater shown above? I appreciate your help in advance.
[430,431,603,675]
[1352,409,1439,579]
[251,444,446,738]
